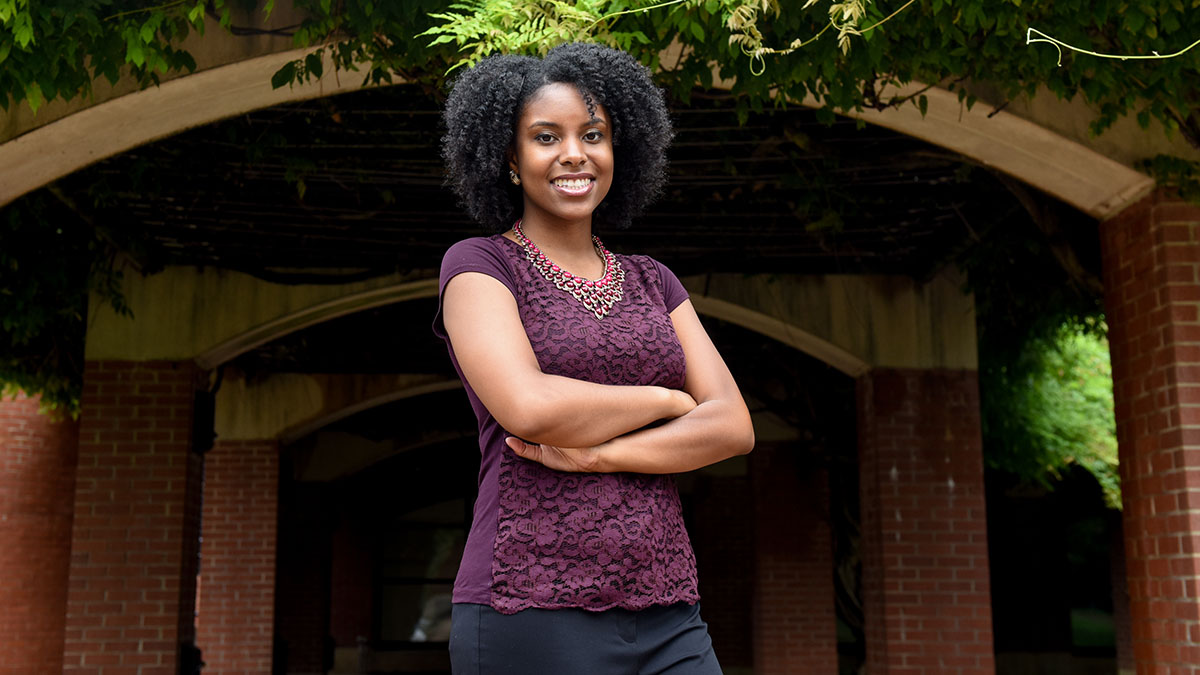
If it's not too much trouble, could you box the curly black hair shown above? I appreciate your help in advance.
[441,43,673,232]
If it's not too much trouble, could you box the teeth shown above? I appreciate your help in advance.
[553,178,592,189]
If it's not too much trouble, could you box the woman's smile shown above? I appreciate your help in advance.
[551,173,596,196]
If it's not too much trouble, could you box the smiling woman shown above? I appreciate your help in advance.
[431,43,754,674]
[508,82,614,237]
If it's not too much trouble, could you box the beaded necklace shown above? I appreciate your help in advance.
[511,220,625,320]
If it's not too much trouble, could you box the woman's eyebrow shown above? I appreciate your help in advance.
[526,118,608,129]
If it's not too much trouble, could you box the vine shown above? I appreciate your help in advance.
[1027,26,1200,66]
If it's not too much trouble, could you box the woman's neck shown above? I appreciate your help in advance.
[515,214,594,253]
[512,215,605,279]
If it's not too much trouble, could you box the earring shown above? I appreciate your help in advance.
[509,169,521,186]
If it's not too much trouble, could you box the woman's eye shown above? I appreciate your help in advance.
[534,133,556,143]
[583,130,605,142]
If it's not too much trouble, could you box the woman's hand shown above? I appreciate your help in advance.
[506,437,604,473]
[506,390,694,473]
[667,389,699,418]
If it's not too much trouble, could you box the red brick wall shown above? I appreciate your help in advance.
[857,369,994,675]
[751,442,838,674]
[1099,189,1200,673]
[0,393,79,674]
[196,439,279,673]
[64,360,202,675]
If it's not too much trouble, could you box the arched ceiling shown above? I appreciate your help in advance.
[21,82,1094,283]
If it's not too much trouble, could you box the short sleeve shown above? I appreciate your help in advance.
[432,237,518,339]
[650,258,689,312]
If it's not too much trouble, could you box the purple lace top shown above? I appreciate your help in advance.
[432,234,699,614]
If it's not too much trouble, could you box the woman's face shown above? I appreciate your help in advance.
[509,82,614,229]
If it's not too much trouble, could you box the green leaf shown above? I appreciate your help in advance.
[14,23,32,48]
[178,51,197,73]
[24,80,42,113]
[271,61,296,89]
[126,39,145,68]
[305,52,323,79]
[689,21,704,42]
[918,94,928,116]
[0,41,10,65]
[140,20,156,44]
[1124,9,1146,33]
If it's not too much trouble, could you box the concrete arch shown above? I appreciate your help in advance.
[689,294,869,377]
[214,371,460,443]
[92,264,971,376]
[279,379,463,445]
[195,277,439,370]
[186,274,873,376]
[203,285,870,462]
[807,83,1155,219]
[0,36,1160,218]
[0,46,370,207]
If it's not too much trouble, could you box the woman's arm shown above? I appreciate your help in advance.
[442,271,696,447]
[508,299,755,473]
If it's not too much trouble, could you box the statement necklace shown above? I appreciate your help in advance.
[512,220,625,320]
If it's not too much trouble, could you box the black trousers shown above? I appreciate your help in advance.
[449,602,723,674]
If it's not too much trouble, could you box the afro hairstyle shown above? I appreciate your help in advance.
[441,42,673,232]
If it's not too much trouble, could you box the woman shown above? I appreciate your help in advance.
[433,42,754,674]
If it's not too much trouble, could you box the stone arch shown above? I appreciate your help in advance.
[689,294,869,377]
[279,379,463,446]
[0,42,1158,218]
[202,275,883,451]
[0,47,369,208]
[194,277,439,370]
[189,274,875,377]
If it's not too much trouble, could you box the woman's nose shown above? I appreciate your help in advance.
[559,137,586,165]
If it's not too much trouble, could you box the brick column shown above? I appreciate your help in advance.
[751,442,838,674]
[196,439,279,674]
[1099,189,1200,672]
[857,369,995,675]
[64,361,203,675]
[0,394,79,673]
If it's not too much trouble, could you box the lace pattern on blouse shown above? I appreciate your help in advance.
[487,239,699,613]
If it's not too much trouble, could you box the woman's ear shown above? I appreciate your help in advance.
[507,149,518,174]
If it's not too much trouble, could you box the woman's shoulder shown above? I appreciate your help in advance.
[438,234,522,287]
[442,234,510,261]
[617,253,688,311]
[617,252,676,280]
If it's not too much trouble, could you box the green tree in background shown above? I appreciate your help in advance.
[986,322,1120,507]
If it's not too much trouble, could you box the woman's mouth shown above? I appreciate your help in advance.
[551,176,594,196]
